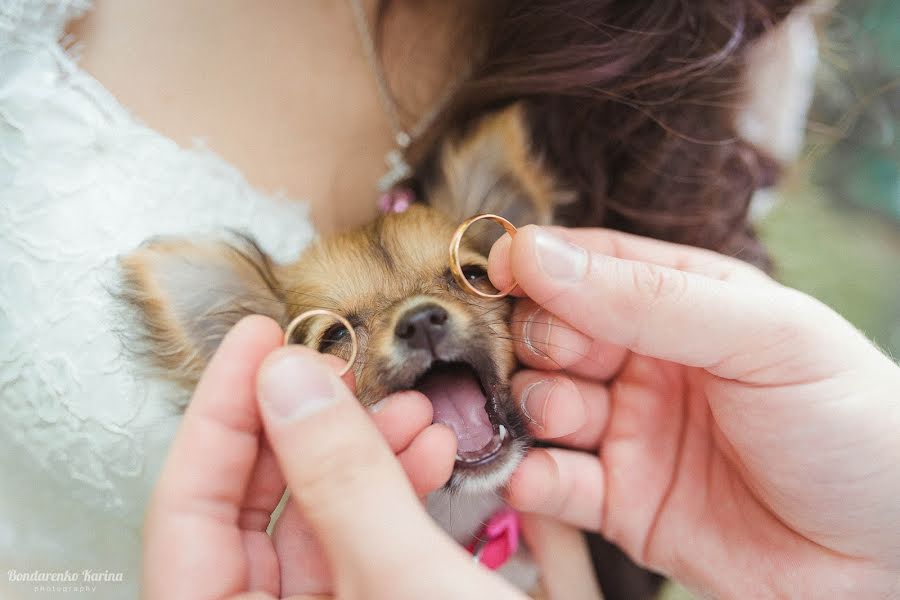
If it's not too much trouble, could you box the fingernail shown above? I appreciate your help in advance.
[534,229,588,282]
[520,379,558,430]
[259,353,337,421]
[523,306,553,358]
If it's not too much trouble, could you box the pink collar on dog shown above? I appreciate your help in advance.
[466,507,520,570]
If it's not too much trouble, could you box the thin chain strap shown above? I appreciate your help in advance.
[348,0,469,151]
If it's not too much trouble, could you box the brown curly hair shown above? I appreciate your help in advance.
[396,0,803,270]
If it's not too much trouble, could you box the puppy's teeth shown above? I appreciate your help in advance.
[455,454,464,462]
[499,425,508,441]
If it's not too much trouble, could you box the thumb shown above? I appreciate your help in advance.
[492,225,862,382]
[255,347,452,583]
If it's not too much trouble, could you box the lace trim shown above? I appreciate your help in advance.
[0,4,314,589]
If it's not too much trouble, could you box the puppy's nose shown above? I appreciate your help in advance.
[395,304,449,351]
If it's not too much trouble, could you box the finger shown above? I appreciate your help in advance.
[369,391,434,454]
[488,226,765,293]
[272,394,448,596]
[240,437,285,530]
[240,437,285,596]
[256,346,456,579]
[510,298,629,380]
[239,354,357,529]
[397,424,457,497]
[512,370,586,439]
[154,315,283,515]
[272,499,333,596]
[242,354,356,596]
[505,448,605,532]
[511,370,610,448]
[558,227,767,281]
[495,226,840,381]
[520,514,603,600]
[144,315,284,600]
[240,357,355,531]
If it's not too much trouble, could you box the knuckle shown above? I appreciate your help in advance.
[618,262,690,352]
[631,262,688,306]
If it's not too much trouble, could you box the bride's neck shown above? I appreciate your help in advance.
[66,0,480,234]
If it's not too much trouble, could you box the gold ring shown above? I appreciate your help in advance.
[283,309,358,377]
[449,213,518,299]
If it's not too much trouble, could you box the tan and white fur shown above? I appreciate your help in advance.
[120,105,597,596]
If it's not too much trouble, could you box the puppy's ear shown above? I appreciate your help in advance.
[429,103,573,252]
[118,235,286,386]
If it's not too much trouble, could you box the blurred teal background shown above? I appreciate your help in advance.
[662,2,898,598]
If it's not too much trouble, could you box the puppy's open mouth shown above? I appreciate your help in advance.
[414,362,509,467]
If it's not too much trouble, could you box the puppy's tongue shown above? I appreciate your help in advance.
[416,366,494,454]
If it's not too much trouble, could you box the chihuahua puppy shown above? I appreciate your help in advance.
[120,105,592,594]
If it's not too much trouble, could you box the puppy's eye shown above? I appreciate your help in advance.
[461,265,489,284]
[319,323,350,352]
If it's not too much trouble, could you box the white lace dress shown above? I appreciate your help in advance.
[0,2,314,598]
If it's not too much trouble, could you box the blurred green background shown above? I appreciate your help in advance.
[662,1,898,598]
[771,0,900,360]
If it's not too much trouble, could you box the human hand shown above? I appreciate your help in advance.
[143,315,525,600]
[488,226,900,598]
